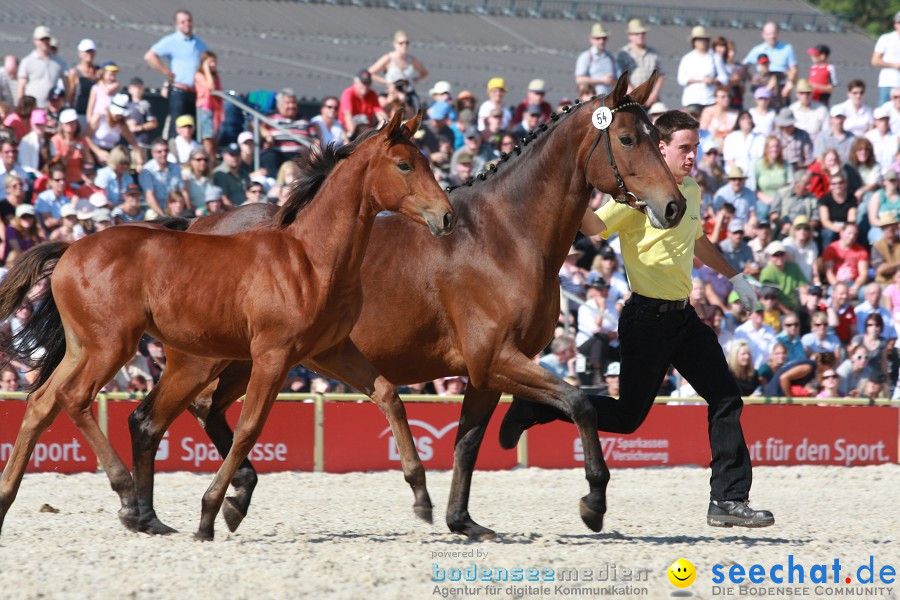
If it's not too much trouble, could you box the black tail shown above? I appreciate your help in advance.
[0,242,70,390]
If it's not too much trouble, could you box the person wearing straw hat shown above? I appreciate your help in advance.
[788,79,828,137]
[677,26,717,111]
[575,23,619,96]
[615,18,664,107]
[714,165,757,227]
[17,25,68,108]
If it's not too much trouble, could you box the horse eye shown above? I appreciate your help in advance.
[397,162,411,172]
[619,136,634,147]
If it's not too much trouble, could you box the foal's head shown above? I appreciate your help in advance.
[582,71,686,229]
[366,111,456,237]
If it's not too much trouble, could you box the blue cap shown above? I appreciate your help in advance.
[428,101,452,120]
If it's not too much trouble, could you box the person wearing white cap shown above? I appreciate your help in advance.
[677,26,717,110]
[4,203,43,264]
[512,79,552,125]
[575,23,619,95]
[615,18,664,107]
[66,39,98,121]
[17,25,68,108]
[865,105,899,170]
[50,203,80,243]
[85,91,142,167]
[872,12,900,105]
[50,108,93,186]
[311,96,347,149]
[773,107,814,169]
[813,103,856,162]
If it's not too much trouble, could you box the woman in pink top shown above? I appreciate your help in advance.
[194,51,223,161]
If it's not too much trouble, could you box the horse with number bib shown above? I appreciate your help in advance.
[127,72,686,540]
[0,111,455,539]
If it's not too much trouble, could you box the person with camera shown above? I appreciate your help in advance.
[367,30,428,97]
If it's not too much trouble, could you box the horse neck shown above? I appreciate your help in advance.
[289,154,378,282]
[482,111,593,263]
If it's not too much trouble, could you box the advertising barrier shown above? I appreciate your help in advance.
[0,398,897,474]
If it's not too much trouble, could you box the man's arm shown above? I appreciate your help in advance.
[695,235,737,278]
[581,207,607,236]
[143,49,173,82]
[851,259,869,297]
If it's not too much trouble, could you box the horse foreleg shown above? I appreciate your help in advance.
[129,350,227,535]
[195,352,289,541]
[0,375,63,535]
[308,340,432,523]
[446,386,500,540]
[489,353,609,533]
[188,360,257,532]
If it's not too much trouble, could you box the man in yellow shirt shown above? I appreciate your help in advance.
[500,110,774,528]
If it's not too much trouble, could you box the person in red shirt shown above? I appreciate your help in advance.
[806,44,836,105]
[823,222,869,297]
[827,281,858,344]
[339,69,387,140]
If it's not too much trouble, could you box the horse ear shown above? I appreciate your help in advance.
[610,71,630,105]
[402,111,423,139]
[629,71,658,107]
[382,109,404,140]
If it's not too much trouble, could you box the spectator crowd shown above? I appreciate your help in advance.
[1,9,900,399]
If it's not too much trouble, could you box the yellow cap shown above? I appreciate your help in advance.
[486,77,506,94]
[175,114,195,128]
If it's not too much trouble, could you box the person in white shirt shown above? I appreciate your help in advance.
[879,87,900,135]
[748,87,775,136]
[833,80,875,138]
[476,77,511,132]
[575,279,620,377]
[789,79,828,137]
[734,305,778,369]
[872,12,900,106]
[677,27,716,110]
[867,105,899,171]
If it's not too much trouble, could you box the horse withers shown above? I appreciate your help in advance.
[0,110,454,539]
[136,72,686,540]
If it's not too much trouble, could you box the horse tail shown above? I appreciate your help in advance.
[0,242,70,390]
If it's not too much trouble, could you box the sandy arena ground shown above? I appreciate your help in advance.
[0,465,897,600]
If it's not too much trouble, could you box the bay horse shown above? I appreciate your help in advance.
[133,72,686,539]
[0,110,455,539]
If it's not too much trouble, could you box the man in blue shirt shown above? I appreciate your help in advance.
[742,22,797,101]
[144,9,207,138]
[714,166,758,226]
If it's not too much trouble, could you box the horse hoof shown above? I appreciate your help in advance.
[140,517,178,536]
[414,504,433,525]
[193,530,215,542]
[579,498,605,532]
[118,508,140,532]
[222,497,246,533]
[449,520,496,541]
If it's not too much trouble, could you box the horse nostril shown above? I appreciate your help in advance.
[442,211,454,232]
[665,201,679,221]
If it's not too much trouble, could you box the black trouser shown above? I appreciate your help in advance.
[166,88,196,139]
[531,295,753,501]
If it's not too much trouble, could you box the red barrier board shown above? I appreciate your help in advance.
[322,402,518,472]
[526,405,899,469]
[0,400,97,473]
[106,400,315,473]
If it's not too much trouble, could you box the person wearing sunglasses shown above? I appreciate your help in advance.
[34,162,71,233]
[311,96,347,148]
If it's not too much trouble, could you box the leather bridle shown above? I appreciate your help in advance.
[583,98,646,211]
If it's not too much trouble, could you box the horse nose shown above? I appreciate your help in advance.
[442,211,456,234]
[665,201,681,223]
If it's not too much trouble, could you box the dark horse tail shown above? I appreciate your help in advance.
[0,242,70,390]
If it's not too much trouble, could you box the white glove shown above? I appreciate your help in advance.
[729,274,757,311]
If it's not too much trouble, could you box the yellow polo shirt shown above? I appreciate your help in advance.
[597,178,703,301]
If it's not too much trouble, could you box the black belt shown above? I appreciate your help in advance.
[628,293,690,314]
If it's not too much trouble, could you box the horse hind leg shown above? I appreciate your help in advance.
[129,351,229,535]
[0,374,64,535]
[187,360,256,533]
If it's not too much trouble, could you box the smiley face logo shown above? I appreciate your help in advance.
[667,559,696,588]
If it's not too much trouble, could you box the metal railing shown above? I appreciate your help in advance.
[288,0,846,32]
[210,90,316,172]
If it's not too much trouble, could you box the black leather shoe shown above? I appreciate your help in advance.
[498,398,536,450]
[707,500,775,528]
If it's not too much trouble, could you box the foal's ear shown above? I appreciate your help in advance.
[402,111,423,139]
[381,109,404,141]
[630,71,658,107]
[610,71,630,106]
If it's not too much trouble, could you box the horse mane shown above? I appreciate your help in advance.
[447,95,643,194]
[274,127,381,227]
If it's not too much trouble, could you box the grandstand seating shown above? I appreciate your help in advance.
[0,0,884,110]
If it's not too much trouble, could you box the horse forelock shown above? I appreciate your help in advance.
[274,128,382,227]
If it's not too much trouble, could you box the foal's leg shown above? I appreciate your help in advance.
[446,386,501,540]
[187,360,258,532]
[129,350,228,535]
[0,371,64,534]
[308,339,432,522]
[488,352,609,533]
[196,351,290,541]
[56,341,143,530]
